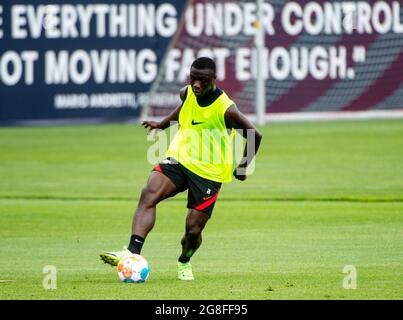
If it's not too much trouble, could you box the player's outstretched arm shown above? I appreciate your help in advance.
[142,87,188,132]
[224,105,263,181]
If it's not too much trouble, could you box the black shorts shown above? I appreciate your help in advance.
[152,158,221,217]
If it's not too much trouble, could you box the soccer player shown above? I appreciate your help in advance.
[100,57,262,280]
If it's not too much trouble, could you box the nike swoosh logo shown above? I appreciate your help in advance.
[203,196,213,200]
[192,120,204,125]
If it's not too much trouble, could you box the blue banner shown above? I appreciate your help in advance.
[0,0,186,123]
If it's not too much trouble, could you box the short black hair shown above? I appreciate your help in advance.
[191,57,216,73]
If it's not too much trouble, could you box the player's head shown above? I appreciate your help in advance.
[189,57,216,97]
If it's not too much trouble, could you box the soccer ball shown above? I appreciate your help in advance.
[117,254,150,283]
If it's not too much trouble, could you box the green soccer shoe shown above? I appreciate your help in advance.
[178,261,194,280]
[100,246,132,266]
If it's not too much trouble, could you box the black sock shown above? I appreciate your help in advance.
[178,254,190,263]
[128,234,144,254]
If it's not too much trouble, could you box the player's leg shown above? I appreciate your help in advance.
[177,167,221,280]
[179,209,209,261]
[128,170,177,252]
[177,209,209,281]
[100,168,179,266]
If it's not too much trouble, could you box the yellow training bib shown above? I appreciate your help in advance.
[166,85,235,183]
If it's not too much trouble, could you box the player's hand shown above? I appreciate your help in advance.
[233,167,247,181]
[142,121,161,132]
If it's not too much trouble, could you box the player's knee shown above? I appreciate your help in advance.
[186,225,202,241]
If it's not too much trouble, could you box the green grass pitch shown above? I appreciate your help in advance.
[0,119,402,299]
